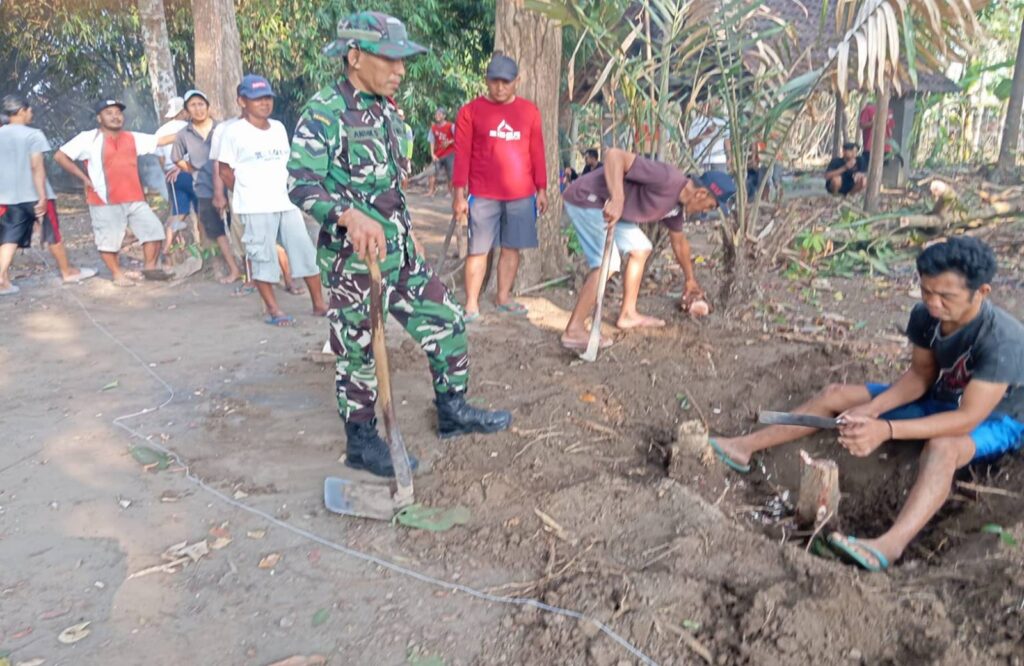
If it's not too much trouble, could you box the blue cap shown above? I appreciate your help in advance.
[693,170,737,213]
[237,74,276,99]
[486,54,518,81]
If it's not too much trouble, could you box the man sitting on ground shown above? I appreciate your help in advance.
[560,147,735,349]
[217,75,327,326]
[54,99,176,286]
[824,142,867,196]
[711,237,1024,572]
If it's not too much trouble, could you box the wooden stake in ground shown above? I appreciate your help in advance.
[796,450,840,528]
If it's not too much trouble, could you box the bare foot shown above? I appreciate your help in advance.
[710,436,751,467]
[616,313,666,330]
[219,271,241,285]
[560,334,613,350]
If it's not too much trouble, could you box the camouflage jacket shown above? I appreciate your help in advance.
[287,79,412,251]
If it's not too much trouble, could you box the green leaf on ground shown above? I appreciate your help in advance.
[682,619,701,631]
[408,654,445,666]
[312,608,329,627]
[395,504,471,532]
[981,523,1004,535]
[102,379,119,391]
[130,446,171,470]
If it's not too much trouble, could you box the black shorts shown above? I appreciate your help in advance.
[197,197,227,239]
[0,200,62,248]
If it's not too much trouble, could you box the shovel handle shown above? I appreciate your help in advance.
[367,258,414,499]
[581,228,615,362]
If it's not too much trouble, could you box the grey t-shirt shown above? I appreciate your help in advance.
[562,156,688,232]
[0,124,56,204]
[172,121,219,198]
[907,301,1024,420]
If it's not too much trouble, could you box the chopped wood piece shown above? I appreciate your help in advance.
[796,450,840,528]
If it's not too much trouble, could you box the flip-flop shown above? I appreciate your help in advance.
[464,312,481,324]
[560,336,613,351]
[232,284,256,297]
[143,268,174,281]
[708,437,752,474]
[0,284,20,296]
[496,301,528,316]
[112,276,136,288]
[286,285,307,296]
[265,314,295,327]
[63,268,97,284]
[827,533,890,572]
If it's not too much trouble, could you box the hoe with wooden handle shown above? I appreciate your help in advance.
[324,257,415,520]
[580,230,616,362]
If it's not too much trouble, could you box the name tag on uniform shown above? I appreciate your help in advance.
[350,127,380,141]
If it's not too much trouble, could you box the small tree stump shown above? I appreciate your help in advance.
[666,419,711,479]
[796,450,840,528]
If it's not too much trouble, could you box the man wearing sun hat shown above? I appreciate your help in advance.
[54,98,176,286]
[287,11,512,478]
[155,95,194,254]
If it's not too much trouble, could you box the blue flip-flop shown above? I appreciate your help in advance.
[708,437,751,474]
[496,301,528,316]
[827,533,890,572]
[265,314,295,327]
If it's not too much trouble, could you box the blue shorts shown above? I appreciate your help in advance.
[866,383,1024,462]
[563,203,653,273]
[168,171,197,216]
[467,195,538,254]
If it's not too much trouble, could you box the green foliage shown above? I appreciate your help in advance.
[3,0,494,171]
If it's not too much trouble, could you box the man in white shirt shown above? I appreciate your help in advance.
[53,98,175,286]
[0,94,96,294]
[154,96,193,255]
[217,75,326,326]
[687,100,730,171]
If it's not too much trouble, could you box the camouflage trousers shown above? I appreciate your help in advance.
[321,232,469,423]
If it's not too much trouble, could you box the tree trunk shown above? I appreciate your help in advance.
[138,0,177,119]
[995,16,1024,184]
[191,0,243,120]
[863,85,891,213]
[495,0,565,289]
[831,92,845,157]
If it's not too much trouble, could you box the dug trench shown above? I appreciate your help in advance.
[182,262,1024,665]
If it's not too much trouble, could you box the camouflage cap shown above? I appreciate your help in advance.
[323,11,428,60]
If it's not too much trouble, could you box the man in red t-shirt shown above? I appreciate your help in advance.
[859,101,895,167]
[55,99,175,286]
[427,107,456,197]
[452,54,548,321]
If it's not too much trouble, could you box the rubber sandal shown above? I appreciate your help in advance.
[464,312,481,324]
[112,276,136,288]
[63,267,97,284]
[286,285,307,296]
[0,284,20,295]
[708,437,751,474]
[265,314,295,327]
[496,301,528,316]
[232,284,256,297]
[827,533,890,572]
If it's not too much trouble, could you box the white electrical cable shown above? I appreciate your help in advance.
[55,282,659,666]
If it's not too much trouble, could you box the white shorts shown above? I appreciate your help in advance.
[240,209,317,284]
[88,202,164,253]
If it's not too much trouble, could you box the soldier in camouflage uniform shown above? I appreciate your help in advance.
[288,11,512,478]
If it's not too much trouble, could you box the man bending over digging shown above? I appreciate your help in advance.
[712,237,1024,572]
[560,147,735,350]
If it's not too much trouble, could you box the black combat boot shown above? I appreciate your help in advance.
[435,392,512,439]
[344,418,419,478]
